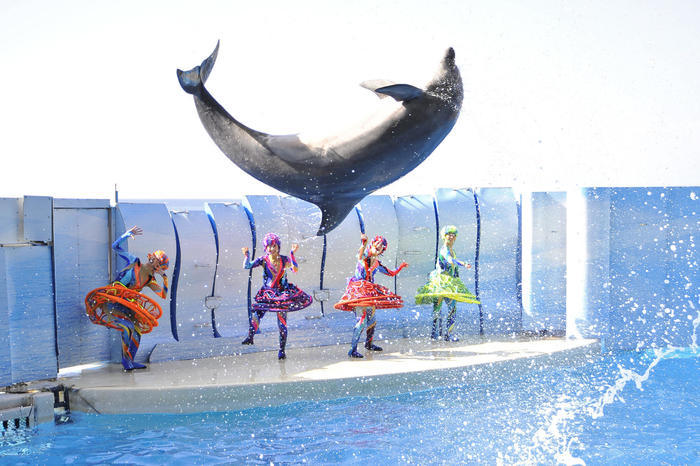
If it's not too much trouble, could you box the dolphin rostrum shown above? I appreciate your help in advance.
[177,42,463,235]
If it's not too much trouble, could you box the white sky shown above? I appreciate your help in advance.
[1,0,699,201]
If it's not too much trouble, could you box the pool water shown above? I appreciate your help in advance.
[1,348,698,465]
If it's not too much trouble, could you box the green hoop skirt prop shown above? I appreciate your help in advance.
[415,270,480,304]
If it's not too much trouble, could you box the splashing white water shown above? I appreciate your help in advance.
[504,312,700,465]
[497,395,586,466]
[690,303,700,351]
[587,347,673,420]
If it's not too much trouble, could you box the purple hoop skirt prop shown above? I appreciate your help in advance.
[252,283,313,312]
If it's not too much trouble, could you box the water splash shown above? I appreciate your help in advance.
[690,303,700,350]
[587,347,673,420]
[506,309,700,464]
[497,395,586,466]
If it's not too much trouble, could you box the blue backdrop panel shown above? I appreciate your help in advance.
[0,250,11,385]
[4,245,57,384]
[53,205,111,368]
[279,196,325,318]
[242,195,292,335]
[393,195,438,338]
[21,196,52,243]
[572,188,612,340]
[434,188,480,335]
[666,187,700,347]
[321,206,362,316]
[171,210,218,340]
[358,196,399,291]
[608,188,671,350]
[525,192,566,333]
[475,188,521,334]
[317,204,363,343]
[115,203,177,359]
[0,198,20,244]
[357,195,400,342]
[205,202,253,338]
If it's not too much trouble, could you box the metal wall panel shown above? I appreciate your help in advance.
[53,207,111,368]
[475,188,521,334]
[0,198,20,244]
[524,192,566,334]
[320,207,362,317]
[4,245,57,383]
[314,206,363,343]
[608,188,670,350]
[21,196,52,243]
[115,203,177,359]
[53,199,111,209]
[0,250,11,385]
[569,188,611,340]
[171,210,218,340]
[571,187,700,349]
[434,188,480,334]
[205,202,254,338]
[393,195,437,337]
[666,187,700,347]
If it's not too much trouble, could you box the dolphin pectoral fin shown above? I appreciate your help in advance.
[316,200,359,236]
[375,84,424,102]
[176,41,220,95]
[360,79,396,99]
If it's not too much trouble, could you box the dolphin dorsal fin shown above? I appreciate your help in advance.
[374,84,424,102]
[360,80,396,99]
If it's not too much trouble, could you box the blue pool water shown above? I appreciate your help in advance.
[1,349,698,465]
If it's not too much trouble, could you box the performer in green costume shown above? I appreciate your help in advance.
[415,225,479,341]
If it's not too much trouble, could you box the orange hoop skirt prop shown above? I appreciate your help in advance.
[85,283,163,334]
[334,279,404,311]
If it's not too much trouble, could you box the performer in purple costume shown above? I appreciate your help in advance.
[241,233,313,359]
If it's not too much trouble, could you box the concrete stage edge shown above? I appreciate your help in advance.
[63,337,599,415]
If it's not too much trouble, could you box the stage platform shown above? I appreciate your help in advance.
[60,337,599,415]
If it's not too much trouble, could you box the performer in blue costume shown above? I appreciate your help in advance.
[86,226,169,370]
[335,233,408,358]
[241,233,313,360]
[415,225,479,341]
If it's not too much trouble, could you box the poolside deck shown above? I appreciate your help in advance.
[60,337,599,415]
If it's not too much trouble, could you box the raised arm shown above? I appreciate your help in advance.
[287,244,299,273]
[356,233,368,261]
[112,226,142,265]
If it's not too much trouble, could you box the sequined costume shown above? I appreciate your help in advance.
[415,226,478,340]
[241,233,312,359]
[85,230,168,370]
[334,235,407,357]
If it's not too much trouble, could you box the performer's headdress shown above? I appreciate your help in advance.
[263,232,281,249]
[440,225,458,238]
[148,250,169,270]
[372,235,388,253]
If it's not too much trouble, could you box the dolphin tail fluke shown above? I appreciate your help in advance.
[316,201,358,236]
[177,41,220,95]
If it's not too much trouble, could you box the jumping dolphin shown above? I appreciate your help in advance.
[177,42,463,235]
